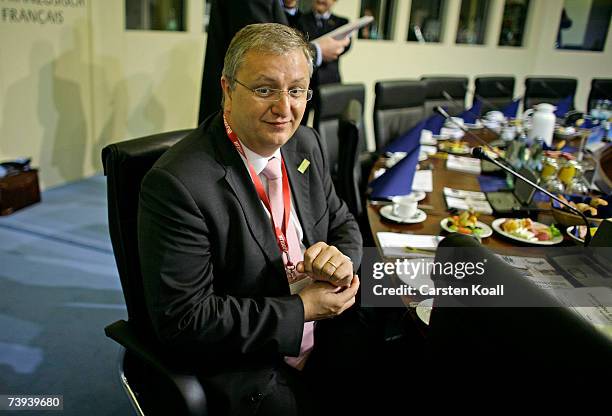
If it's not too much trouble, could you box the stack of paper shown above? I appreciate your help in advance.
[377,232,443,258]
[443,187,493,214]
[411,170,433,192]
[446,155,482,174]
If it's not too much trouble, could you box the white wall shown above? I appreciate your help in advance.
[0,0,204,189]
[0,0,610,188]
[333,0,612,149]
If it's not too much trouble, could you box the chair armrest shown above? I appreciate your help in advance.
[105,320,207,416]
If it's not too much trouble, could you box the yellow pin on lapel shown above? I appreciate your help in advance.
[297,159,310,174]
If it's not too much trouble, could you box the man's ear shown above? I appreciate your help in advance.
[221,76,232,111]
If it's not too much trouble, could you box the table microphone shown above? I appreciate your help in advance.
[434,106,512,167]
[471,146,592,246]
[442,90,502,116]
[441,90,467,113]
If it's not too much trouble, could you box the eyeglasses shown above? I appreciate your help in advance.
[233,79,313,102]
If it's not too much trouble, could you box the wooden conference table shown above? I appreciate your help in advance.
[366,129,568,252]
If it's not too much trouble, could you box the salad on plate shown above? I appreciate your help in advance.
[443,211,491,237]
[500,218,561,242]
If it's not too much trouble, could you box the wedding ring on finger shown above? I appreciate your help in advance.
[326,260,339,269]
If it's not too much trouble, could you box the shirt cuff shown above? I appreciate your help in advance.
[311,42,323,67]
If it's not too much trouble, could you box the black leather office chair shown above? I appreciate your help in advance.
[524,76,577,110]
[337,99,363,220]
[102,130,208,416]
[587,78,612,112]
[474,76,515,114]
[313,83,367,181]
[373,80,426,151]
[420,76,468,116]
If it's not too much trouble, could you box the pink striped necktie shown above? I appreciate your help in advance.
[261,157,314,370]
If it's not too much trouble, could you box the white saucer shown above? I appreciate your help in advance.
[391,191,426,202]
[380,205,427,224]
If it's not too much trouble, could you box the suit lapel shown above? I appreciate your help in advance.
[281,139,314,247]
[212,117,286,277]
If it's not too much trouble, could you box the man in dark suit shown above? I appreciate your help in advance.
[140,23,377,415]
[298,0,350,87]
[297,0,351,119]
[198,0,350,125]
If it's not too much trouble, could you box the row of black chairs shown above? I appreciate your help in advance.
[311,76,612,224]
[101,76,611,415]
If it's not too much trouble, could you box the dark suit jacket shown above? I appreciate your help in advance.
[284,8,302,28]
[199,0,288,124]
[297,11,350,87]
[138,113,362,413]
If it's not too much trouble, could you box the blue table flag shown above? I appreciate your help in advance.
[369,147,421,198]
[459,99,482,123]
[554,95,573,118]
[384,119,426,154]
[501,99,520,118]
[424,112,445,134]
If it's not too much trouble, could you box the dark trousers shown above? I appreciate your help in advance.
[255,305,394,416]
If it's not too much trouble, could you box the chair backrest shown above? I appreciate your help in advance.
[313,83,366,179]
[373,80,426,152]
[587,78,612,112]
[337,100,363,218]
[524,77,577,110]
[421,76,468,117]
[102,130,193,333]
[429,233,612,369]
[474,76,515,114]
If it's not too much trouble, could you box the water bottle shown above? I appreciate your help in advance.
[528,137,544,172]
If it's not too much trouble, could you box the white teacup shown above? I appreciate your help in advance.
[391,195,418,218]
[445,117,464,128]
[420,129,433,143]
[501,125,516,141]
[485,111,504,123]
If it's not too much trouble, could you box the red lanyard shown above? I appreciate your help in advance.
[223,114,296,271]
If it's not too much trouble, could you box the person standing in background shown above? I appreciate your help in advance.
[198,0,350,125]
[297,0,352,119]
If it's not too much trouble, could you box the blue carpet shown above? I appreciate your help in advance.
[0,176,133,415]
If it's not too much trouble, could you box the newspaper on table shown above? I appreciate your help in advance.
[446,155,482,174]
[377,232,443,258]
[444,186,493,215]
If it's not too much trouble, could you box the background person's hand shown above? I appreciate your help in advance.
[297,242,353,287]
[315,36,350,62]
[298,275,359,321]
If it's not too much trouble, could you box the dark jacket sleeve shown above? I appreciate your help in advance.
[228,0,288,28]
[138,167,304,357]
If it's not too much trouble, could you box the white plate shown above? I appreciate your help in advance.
[391,191,426,202]
[440,218,493,238]
[465,122,483,130]
[566,225,597,244]
[380,205,427,224]
[491,218,564,245]
[416,298,433,325]
[419,152,428,162]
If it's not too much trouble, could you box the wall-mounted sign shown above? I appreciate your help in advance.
[1,0,86,26]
